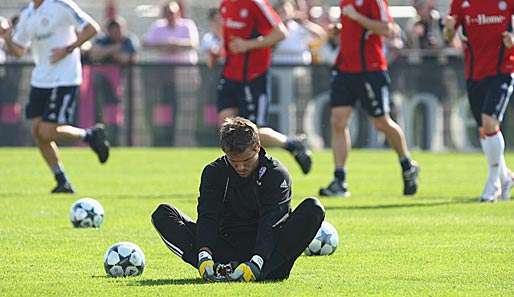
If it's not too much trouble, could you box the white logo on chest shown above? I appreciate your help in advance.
[465,14,505,25]
[499,1,507,11]
[240,8,248,18]
[355,0,363,6]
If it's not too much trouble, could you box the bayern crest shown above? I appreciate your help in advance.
[355,0,364,6]
[499,1,507,11]
[240,8,248,18]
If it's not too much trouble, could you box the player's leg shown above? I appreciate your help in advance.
[244,73,312,174]
[320,71,356,197]
[151,204,198,268]
[365,72,418,195]
[478,74,514,201]
[218,108,238,126]
[31,116,74,193]
[260,197,325,281]
[52,86,109,163]
[26,87,75,193]
[217,75,240,126]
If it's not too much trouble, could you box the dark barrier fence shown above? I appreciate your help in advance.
[1,51,513,150]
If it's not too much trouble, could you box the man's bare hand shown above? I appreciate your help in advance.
[342,5,360,21]
[503,31,514,49]
[0,16,11,38]
[50,47,69,64]
[229,37,251,54]
[443,15,457,41]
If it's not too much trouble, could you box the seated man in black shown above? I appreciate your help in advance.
[151,117,325,282]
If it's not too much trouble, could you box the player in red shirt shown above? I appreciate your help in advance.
[319,0,419,197]
[217,0,312,174]
[444,0,514,202]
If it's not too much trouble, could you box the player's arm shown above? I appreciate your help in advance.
[51,22,99,64]
[443,15,458,43]
[196,165,224,280]
[229,23,287,54]
[0,18,27,58]
[342,5,395,38]
[89,42,122,62]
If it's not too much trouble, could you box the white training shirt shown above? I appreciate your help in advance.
[12,0,94,88]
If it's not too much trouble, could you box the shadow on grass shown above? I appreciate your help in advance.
[129,278,208,286]
[105,193,197,200]
[0,192,198,200]
[0,192,49,198]
[324,197,477,211]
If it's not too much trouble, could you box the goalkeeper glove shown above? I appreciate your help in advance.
[228,255,263,282]
[198,250,215,281]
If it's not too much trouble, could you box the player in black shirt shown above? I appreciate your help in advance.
[151,117,325,282]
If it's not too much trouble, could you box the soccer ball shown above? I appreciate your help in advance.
[69,198,104,228]
[104,242,145,277]
[304,221,339,256]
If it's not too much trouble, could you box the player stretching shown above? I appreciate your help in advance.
[444,0,514,202]
[152,117,324,282]
[217,0,313,174]
[0,0,109,194]
[319,0,419,197]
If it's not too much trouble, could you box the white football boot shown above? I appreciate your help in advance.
[500,171,514,201]
[480,180,501,203]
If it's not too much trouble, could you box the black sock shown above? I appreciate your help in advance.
[55,172,68,185]
[83,128,92,143]
[284,139,296,152]
[400,157,412,171]
[334,168,346,182]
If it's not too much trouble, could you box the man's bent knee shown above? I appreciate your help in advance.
[151,203,175,224]
[481,114,500,134]
[297,197,325,222]
[372,116,390,132]
[37,122,58,142]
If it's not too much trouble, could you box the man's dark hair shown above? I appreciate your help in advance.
[207,7,219,21]
[220,117,260,154]
[106,17,125,30]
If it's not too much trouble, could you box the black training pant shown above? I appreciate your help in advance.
[151,197,325,281]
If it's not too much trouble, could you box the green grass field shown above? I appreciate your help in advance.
[1,148,513,296]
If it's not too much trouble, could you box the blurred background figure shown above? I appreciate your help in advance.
[141,1,200,146]
[90,17,138,65]
[272,0,326,65]
[87,17,139,145]
[405,0,445,50]
[0,14,24,146]
[316,22,340,65]
[143,0,198,64]
[200,7,223,68]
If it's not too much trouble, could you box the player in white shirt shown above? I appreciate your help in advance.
[0,0,109,194]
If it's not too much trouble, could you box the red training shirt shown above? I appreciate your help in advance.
[449,0,514,80]
[335,0,392,73]
[220,0,282,82]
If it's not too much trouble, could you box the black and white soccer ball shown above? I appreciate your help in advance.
[304,221,339,256]
[69,198,104,228]
[104,242,145,277]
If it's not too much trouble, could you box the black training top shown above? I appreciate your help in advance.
[196,148,292,261]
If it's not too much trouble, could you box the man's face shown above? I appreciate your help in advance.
[107,25,122,42]
[225,145,260,178]
[210,13,221,34]
[164,7,178,27]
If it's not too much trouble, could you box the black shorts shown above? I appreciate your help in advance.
[217,73,269,126]
[330,71,391,117]
[466,74,513,126]
[26,86,78,124]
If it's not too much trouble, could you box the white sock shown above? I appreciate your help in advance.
[480,131,503,185]
[497,131,511,182]
[79,129,87,140]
